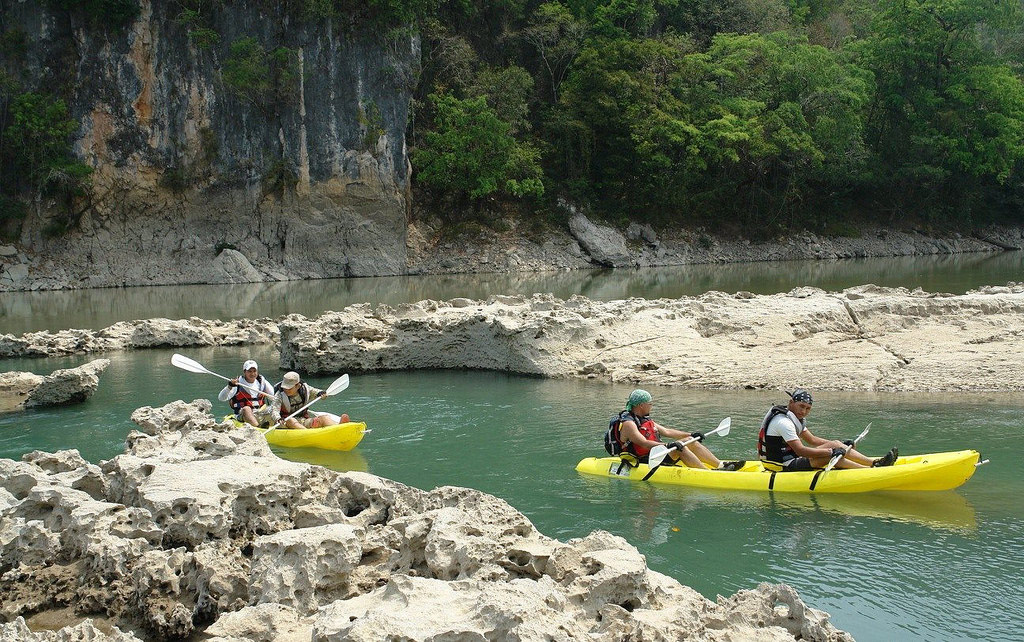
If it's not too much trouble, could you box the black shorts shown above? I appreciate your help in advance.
[781,457,815,471]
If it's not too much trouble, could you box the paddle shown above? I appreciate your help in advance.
[643,417,731,480]
[264,374,350,436]
[170,353,277,402]
[822,423,871,475]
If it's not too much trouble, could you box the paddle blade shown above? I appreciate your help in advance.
[855,423,871,445]
[647,444,669,470]
[325,374,350,396]
[171,353,211,374]
[715,417,732,437]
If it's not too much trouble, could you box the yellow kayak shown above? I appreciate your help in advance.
[226,417,367,451]
[575,450,981,493]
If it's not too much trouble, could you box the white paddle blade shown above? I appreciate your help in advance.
[325,374,350,396]
[715,417,731,437]
[171,353,213,375]
[647,444,670,469]
[855,423,871,445]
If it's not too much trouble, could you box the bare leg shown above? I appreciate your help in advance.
[687,441,722,468]
[669,447,709,469]
[807,455,868,469]
[312,413,341,428]
[239,407,259,427]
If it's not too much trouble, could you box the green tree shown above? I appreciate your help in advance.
[412,93,544,203]
[859,0,1024,221]
[469,65,534,135]
[0,92,93,232]
[552,32,871,226]
[2,93,91,194]
[521,2,588,102]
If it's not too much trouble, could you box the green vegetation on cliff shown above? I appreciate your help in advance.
[410,0,1024,232]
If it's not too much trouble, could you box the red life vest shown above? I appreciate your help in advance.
[623,414,659,457]
[229,375,269,412]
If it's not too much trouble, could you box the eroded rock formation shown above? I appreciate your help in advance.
[0,317,279,358]
[279,284,1024,391]
[0,359,110,413]
[0,399,851,641]
[5,285,1023,392]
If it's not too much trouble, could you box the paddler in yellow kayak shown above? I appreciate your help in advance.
[218,359,279,429]
[275,371,350,429]
[611,389,745,471]
[758,388,898,471]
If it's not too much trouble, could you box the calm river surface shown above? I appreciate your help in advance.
[1,254,1023,641]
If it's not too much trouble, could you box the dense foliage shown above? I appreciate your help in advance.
[410,0,1024,230]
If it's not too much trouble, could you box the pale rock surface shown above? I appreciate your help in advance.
[280,285,1024,391]
[0,617,143,641]
[0,359,109,412]
[0,371,42,412]
[0,317,278,358]
[0,400,849,641]
[25,359,110,408]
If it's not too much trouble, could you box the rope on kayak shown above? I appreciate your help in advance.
[768,471,777,490]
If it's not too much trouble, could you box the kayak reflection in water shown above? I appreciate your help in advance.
[612,389,745,471]
[275,371,350,430]
[757,388,898,471]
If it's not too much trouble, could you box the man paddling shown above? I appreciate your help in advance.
[612,389,745,471]
[218,359,278,429]
[758,388,898,471]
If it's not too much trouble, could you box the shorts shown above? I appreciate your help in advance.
[237,405,278,429]
[781,457,815,472]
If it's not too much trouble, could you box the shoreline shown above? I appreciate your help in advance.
[2,218,1022,292]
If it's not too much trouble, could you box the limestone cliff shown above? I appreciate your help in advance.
[0,0,416,289]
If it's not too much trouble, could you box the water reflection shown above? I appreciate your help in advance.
[575,473,976,532]
[272,446,369,473]
[1,251,1020,334]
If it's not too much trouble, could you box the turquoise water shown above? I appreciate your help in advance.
[1,347,1021,641]
[2,256,1023,641]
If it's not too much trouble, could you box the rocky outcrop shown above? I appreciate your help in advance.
[279,284,1024,392]
[6,285,1024,392]
[0,359,109,413]
[0,317,278,358]
[0,399,850,641]
[568,212,635,267]
[406,215,1024,274]
[0,2,416,291]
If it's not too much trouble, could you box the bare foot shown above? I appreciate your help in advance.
[340,413,350,423]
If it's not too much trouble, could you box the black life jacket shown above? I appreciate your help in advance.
[758,404,802,463]
[229,375,270,412]
[604,410,657,457]
[604,412,628,455]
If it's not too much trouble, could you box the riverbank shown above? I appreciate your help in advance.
[3,284,1023,392]
[1,213,1021,291]
[0,399,851,641]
